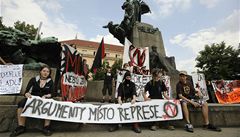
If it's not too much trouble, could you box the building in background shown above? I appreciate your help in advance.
[60,39,123,67]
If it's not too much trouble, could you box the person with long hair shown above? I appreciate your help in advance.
[10,65,55,137]
[143,68,174,131]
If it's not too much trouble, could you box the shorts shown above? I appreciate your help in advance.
[180,99,206,106]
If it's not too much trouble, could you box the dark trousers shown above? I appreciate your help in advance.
[102,84,112,96]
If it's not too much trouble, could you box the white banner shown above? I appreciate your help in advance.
[115,71,152,101]
[123,38,150,70]
[21,96,182,123]
[191,72,209,101]
[63,72,87,87]
[115,70,127,98]
[131,73,152,101]
[0,65,23,94]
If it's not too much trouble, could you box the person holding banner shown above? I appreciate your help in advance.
[144,68,175,131]
[176,71,221,133]
[10,65,55,137]
[109,71,141,133]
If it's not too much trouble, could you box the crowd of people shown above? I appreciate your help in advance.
[9,61,222,137]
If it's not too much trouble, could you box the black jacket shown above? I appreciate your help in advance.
[117,80,136,101]
[25,76,54,97]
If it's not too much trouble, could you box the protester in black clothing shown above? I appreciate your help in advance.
[144,68,174,131]
[176,71,221,133]
[101,67,114,103]
[109,71,141,133]
[10,65,55,137]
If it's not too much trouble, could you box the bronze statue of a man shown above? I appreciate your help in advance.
[103,0,151,45]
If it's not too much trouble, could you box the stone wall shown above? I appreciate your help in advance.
[85,80,116,101]
[132,22,166,57]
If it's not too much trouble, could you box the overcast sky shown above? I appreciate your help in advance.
[1,0,239,74]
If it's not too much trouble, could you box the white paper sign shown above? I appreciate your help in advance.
[21,96,183,123]
[115,71,152,101]
[191,72,209,101]
[123,38,150,70]
[0,65,23,94]
[162,75,172,99]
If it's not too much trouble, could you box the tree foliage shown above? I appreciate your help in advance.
[92,59,123,81]
[14,21,38,40]
[196,42,240,80]
[111,59,123,77]
[0,18,38,40]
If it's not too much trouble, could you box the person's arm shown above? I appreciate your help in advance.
[144,82,151,101]
[143,90,150,101]
[24,78,34,98]
[163,91,170,100]
[118,96,123,105]
[43,80,54,99]
[131,95,136,104]
[131,83,137,104]
[117,83,123,104]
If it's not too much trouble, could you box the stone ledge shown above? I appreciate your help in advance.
[0,103,239,132]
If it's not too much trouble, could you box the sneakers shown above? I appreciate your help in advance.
[108,99,113,103]
[185,123,194,133]
[100,99,105,103]
[108,125,119,132]
[166,125,175,130]
[132,127,141,133]
[150,125,157,131]
[203,124,222,132]
[42,126,52,136]
[10,126,26,137]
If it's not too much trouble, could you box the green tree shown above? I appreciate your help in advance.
[14,21,38,39]
[111,59,123,78]
[92,59,123,81]
[196,41,240,80]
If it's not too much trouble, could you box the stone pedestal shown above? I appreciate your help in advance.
[131,22,179,96]
[131,22,166,57]
[85,80,116,101]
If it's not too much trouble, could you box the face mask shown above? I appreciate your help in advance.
[124,79,131,84]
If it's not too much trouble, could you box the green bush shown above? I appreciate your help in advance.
[92,59,123,81]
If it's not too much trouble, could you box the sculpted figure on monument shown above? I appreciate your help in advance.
[0,28,61,68]
[103,21,126,44]
[103,0,150,45]
[149,45,167,71]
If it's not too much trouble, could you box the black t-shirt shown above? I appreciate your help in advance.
[176,81,195,99]
[117,81,136,101]
[104,72,113,85]
[144,80,167,99]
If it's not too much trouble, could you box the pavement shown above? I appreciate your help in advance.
[0,127,239,137]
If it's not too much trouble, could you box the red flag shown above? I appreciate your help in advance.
[91,38,105,73]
